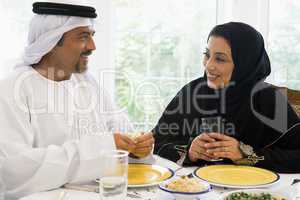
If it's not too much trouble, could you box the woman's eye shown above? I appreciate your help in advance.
[216,57,225,62]
[203,52,210,58]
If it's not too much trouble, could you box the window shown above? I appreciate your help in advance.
[112,0,217,130]
[1,0,299,131]
[267,0,300,90]
[0,0,34,79]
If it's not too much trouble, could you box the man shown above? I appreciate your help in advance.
[0,1,154,199]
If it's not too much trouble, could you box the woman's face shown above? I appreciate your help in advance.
[203,36,234,89]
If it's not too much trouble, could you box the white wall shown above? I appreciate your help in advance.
[88,0,115,96]
[217,0,269,44]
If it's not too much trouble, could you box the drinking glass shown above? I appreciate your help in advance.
[201,116,224,161]
[99,150,128,200]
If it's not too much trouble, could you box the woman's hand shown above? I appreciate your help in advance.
[188,133,218,162]
[204,133,243,161]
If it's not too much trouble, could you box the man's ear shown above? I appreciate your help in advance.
[56,36,65,47]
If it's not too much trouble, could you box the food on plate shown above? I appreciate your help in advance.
[164,176,207,193]
[225,191,286,200]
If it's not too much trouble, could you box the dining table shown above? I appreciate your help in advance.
[20,155,300,200]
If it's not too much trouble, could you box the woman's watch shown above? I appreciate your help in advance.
[234,142,264,165]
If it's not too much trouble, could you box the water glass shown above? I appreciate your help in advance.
[201,116,224,161]
[99,150,129,200]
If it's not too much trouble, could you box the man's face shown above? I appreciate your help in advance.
[52,26,96,74]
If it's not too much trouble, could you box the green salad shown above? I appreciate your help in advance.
[225,192,286,200]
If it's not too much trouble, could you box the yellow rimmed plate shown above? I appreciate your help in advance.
[194,165,279,188]
[128,164,174,187]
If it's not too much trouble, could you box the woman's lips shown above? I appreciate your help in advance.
[207,73,220,81]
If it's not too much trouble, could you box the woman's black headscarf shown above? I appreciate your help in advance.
[208,22,271,87]
[203,22,271,116]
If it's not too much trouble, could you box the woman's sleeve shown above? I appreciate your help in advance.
[256,146,300,173]
[254,87,300,173]
[255,119,300,173]
[152,88,191,163]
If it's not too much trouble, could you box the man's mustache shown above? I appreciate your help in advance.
[81,51,92,56]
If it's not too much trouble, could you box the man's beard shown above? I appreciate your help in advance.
[75,50,92,73]
[75,62,81,73]
[75,62,87,73]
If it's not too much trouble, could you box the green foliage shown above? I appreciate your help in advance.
[268,0,300,90]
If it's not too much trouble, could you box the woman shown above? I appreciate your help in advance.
[153,22,300,173]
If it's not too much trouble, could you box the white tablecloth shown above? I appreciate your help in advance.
[20,155,300,200]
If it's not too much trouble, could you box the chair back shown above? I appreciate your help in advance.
[275,86,300,116]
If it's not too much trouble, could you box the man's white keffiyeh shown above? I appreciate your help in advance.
[16,15,94,67]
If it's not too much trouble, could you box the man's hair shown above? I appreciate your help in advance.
[57,36,65,46]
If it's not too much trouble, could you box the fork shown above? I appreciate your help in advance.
[57,190,67,200]
[127,192,142,199]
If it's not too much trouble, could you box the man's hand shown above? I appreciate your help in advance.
[113,133,136,153]
[131,132,154,158]
[204,133,243,161]
[188,133,217,162]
